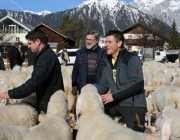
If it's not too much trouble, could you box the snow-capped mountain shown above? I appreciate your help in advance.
[23,10,51,16]
[0,0,171,35]
[132,0,180,31]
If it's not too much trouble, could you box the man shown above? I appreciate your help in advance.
[27,49,37,66]
[0,29,64,114]
[61,47,69,66]
[8,42,22,69]
[72,30,106,94]
[0,53,5,70]
[97,30,147,132]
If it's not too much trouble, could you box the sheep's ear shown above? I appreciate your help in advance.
[0,99,6,106]
[76,97,82,124]
[161,117,172,140]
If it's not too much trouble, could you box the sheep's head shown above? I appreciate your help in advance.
[76,84,104,116]
[47,90,68,119]
[155,105,179,140]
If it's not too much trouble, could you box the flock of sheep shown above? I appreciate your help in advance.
[0,60,180,140]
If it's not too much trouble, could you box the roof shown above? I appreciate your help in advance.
[0,15,34,31]
[166,49,180,55]
[35,23,76,42]
[122,22,169,41]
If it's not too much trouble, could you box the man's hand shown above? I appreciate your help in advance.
[72,86,78,95]
[0,92,10,100]
[101,89,114,105]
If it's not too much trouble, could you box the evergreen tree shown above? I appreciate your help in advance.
[168,20,180,50]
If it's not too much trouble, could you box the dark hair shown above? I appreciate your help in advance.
[105,30,124,47]
[25,29,48,44]
[87,30,100,41]
[13,41,23,47]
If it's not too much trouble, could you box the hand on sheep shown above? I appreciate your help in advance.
[0,92,10,99]
[101,90,114,105]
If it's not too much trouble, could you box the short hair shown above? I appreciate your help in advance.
[105,30,124,47]
[25,29,48,44]
[87,30,100,41]
[13,41,23,47]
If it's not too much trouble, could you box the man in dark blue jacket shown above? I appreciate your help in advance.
[0,29,64,114]
[72,30,106,94]
[97,30,147,132]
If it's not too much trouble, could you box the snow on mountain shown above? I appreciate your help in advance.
[24,10,51,16]
[132,0,180,32]
[0,0,171,35]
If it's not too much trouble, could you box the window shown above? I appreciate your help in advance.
[68,52,76,57]
[156,52,160,55]
[16,37,20,42]
[128,35,132,39]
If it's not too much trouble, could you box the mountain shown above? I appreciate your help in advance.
[132,0,180,32]
[0,0,171,36]
[23,10,51,16]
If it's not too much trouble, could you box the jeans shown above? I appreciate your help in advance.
[61,62,67,66]
[105,106,145,132]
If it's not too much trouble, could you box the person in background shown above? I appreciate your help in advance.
[8,42,22,69]
[17,41,25,67]
[71,30,106,94]
[0,29,64,114]
[97,30,147,132]
[60,47,69,66]
[0,53,5,70]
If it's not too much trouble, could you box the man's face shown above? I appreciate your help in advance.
[105,35,122,55]
[27,39,40,52]
[86,35,98,49]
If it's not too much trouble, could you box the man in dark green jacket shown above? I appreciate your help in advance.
[97,30,147,132]
[0,29,64,114]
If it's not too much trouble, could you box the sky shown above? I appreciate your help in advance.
[0,0,133,13]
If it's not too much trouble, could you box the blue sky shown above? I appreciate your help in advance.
[0,0,133,13]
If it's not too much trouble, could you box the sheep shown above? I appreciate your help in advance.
[0,70,11,84]
[0,95,38,128]
[0,125,29,140]
[12,65,21,71]
[24,90,72,140]
[155,105,180,140]
[76,84,146,140]
[63,75,77,119]
[152,86,180,116]
[61,65,73,77]
[9,71,27,87]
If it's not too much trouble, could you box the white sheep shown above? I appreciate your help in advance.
[61,65,73,77]
[152,86,180,116]
[24,90,72,140]
[155,105,180,140]
[76,84,146,140]
[0,95,38,128]
[9,71,27,87]
[0,125,29,140]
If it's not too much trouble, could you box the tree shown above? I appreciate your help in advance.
[58,15,84,47]
[168,20,180,50]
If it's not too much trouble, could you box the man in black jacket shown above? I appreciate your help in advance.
[0,57,5,70]
[97,30,147,132]
[0,29,64,114]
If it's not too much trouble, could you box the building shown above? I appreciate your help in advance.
[0,15,34,57]
[35,23,75,52]
[122,22,169,52]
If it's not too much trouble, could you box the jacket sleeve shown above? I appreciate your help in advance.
[112,56,144,101]
[97,67,109,95]
[72,55,78,87]
[8,59,54,99]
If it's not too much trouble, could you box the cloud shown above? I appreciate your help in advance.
[10,0,24,11]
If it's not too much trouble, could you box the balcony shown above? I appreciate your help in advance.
[0,29,27,33]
